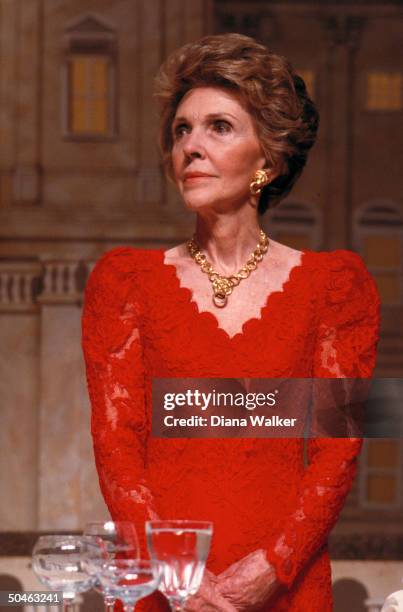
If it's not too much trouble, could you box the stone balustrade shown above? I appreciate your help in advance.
[0,260,96,311]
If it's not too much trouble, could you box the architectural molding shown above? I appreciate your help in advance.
[64,13,116,37]
[0,259,95,310]
[37,260,93,306]
[0,261,41,313]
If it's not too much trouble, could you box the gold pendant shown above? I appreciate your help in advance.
[213,292,227,308]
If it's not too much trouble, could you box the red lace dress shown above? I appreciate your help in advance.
[82,246,380,612]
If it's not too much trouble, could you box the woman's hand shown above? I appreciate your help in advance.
[184,569,237,611]
[216,549,282,611]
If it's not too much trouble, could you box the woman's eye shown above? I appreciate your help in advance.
[173,124,189,139]
[212,120,232,134]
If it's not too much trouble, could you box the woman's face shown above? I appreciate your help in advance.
[171,86,266,214]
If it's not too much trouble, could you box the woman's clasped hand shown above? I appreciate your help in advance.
[185,550,280,611]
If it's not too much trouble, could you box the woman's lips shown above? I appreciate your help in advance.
[183,174,214,183]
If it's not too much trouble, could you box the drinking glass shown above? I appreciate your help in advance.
[32,535,96,612]
[84,521,139,612]
[97,558,162,612]
[146,520,213,611]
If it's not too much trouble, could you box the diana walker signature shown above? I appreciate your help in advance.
[164,414,298,427]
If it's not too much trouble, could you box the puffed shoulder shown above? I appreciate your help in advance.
[320,249,380,315]
[87,246,144,284]
[82,248,149,358]
[84,246,155,303]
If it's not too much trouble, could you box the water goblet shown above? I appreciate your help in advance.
[97,558,162,612]
[32,534,96,612]
[84,520,139,611]
[146,520,213,611]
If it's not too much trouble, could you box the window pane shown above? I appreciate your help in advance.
[69,55,110,135]
[91,57,108,96]
[90,99,108,133]
[366,474,397,504]
[366,72,402,111]
[71,99,88,133]
[71,57,88,95]
[373,272,400,305]
[367,440,399,468]
[364,235,401,268]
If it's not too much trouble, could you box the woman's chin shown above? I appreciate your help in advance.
[183,198,217,212]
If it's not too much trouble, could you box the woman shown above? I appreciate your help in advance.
[82,33,380,611]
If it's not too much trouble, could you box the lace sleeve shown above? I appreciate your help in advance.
[264,250,381,590]
[82,247,158,556]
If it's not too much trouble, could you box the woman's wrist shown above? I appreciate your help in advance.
[216,549,281,610]
[185,569,237,611]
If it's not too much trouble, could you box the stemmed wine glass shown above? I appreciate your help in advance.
[83,520,139,612]
[146,520,213,611]
[96,558,162,612]
[32,535,96,612]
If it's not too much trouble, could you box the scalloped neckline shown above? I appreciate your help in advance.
[158,248,310,342]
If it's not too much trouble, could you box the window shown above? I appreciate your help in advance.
[360,439,402,508]
[68,55,110,135]
[354,203,403,306]
[366,72,402,111]
[63,15,117,139]
[363,234,401,304]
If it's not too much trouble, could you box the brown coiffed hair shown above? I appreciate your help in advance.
[154,33,319,215]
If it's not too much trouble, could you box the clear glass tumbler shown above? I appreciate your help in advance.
[146,520,213,611]
[32,534,96,612]
[96,558,162,612]
[84,520,139,612]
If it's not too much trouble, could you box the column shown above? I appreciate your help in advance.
[37,260,107,529]
[320,15,366,249]
[12,0,42,205]
[0,262,41,529]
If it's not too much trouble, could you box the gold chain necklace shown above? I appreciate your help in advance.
[187,229,269,308]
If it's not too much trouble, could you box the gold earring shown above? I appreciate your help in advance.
[250,169,270,195]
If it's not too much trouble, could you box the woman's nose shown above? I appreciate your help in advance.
[182,128,206,159]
